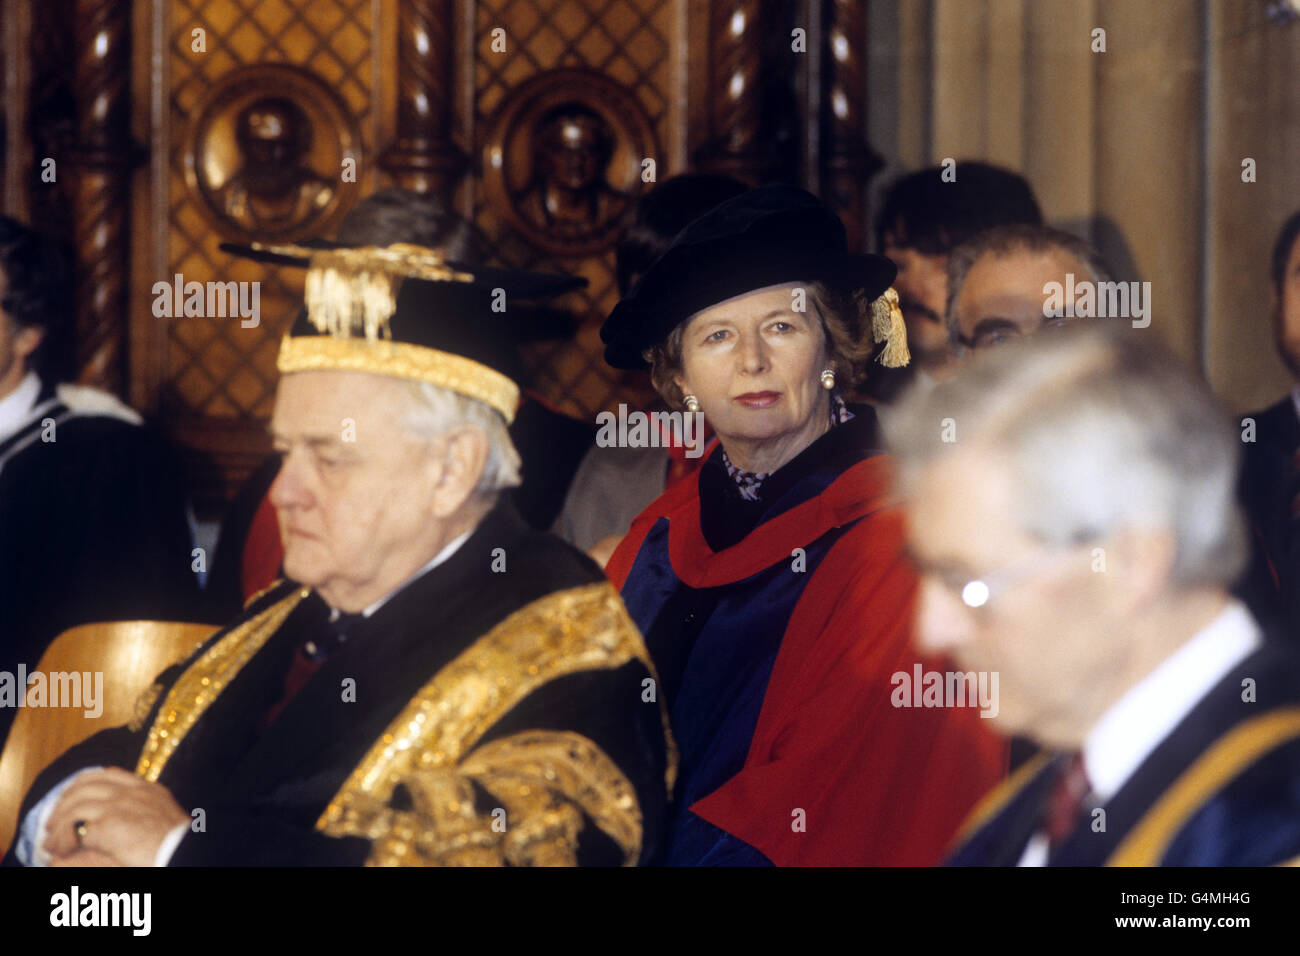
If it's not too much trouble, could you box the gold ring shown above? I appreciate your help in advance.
[73,819,88,849]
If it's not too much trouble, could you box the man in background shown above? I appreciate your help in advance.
[1240,210,1300,640]
[867,161,1042,402]
[944,223,1114,353]
[0,217,197,749]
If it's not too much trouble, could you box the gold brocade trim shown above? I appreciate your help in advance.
[127,681,165,733]
[1107,708,1300,867]
[277,335,520,425]
[134,588,310,782]
[243,578,286,610]
[342,730,641,866]
[316,581,676,866]
[248,242,476,345]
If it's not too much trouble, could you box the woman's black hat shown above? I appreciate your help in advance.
[600,184,899,370]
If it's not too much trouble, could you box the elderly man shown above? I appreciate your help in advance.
[9,245,673,867]
[944,223,1116,353]
[888,325,1300,865]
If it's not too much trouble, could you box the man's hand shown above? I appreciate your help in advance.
[43,768,189,866]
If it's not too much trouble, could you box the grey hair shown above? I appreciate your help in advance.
[400,380,522,497]
[945,223,1114,347]
[885,324,1248,588]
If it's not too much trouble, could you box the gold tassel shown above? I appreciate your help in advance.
[293,243,474,342]
[870,287,910,368]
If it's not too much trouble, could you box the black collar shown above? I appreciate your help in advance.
[698,404,882,552]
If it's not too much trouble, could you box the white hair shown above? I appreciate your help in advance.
[400,380,522,497]
[886,324,1248,588]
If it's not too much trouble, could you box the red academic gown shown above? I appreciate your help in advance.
[607,407,1007,865]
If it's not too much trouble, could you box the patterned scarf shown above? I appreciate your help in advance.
[722,394,854,501]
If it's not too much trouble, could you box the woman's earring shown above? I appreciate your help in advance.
[820,368,835,390]
[684,394,700,413]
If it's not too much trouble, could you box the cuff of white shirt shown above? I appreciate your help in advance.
[15,765,104,867]
[154,823,189,866]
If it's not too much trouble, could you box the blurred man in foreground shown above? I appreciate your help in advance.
[888,325,1300,865]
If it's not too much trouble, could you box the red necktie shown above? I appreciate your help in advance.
[1045,752,1092,849]
[257,613,359,731]
[1288,447,1300,519]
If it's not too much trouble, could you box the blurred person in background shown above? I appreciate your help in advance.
[866,161,1042,403]
[943,223,1114,353]
[1239,211,1300,641]
[0,217,196,751]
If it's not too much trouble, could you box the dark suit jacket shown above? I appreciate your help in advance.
[947,639,1300,866]
[7,501,672,866]
[0,379,198,750]
[1238,395,1300,638]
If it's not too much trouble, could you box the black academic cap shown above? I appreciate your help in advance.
[219,241,587,423]
[600,185,899,370]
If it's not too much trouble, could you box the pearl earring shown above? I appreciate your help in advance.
[820,368,835,390]
[684,394,700,413]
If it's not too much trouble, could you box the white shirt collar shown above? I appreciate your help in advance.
[326,529,474,622]
[1081,600,1262,802]
[0,372,42,443]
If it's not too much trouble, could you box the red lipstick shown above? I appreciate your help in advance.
[734,391,781,408]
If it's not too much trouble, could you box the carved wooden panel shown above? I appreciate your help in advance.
[154,0,378,506]
[468,0,686,421]
[165,0,374,415]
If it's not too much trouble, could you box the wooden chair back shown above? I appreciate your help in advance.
[0,620,214,856]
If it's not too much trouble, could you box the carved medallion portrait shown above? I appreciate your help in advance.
[184,65,359,242]
[483,69,658,257]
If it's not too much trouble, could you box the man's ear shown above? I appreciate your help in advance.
[13,324,43,367]
[429,425,490,519]
[1109,524,1177,614]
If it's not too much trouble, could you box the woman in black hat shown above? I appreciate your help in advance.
[601,185,1005,866]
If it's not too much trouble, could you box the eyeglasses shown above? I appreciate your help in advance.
[956,316,1077,353]
[907,542,1091,609]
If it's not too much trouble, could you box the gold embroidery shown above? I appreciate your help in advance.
[344,731,639,867]
[461,730,641,865]
[317,582,675,866]
[127,682,165,733]
[243,578,286,610]
[1107,707,1300,866]
[277,336,520,424]
[135,588,310,782]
